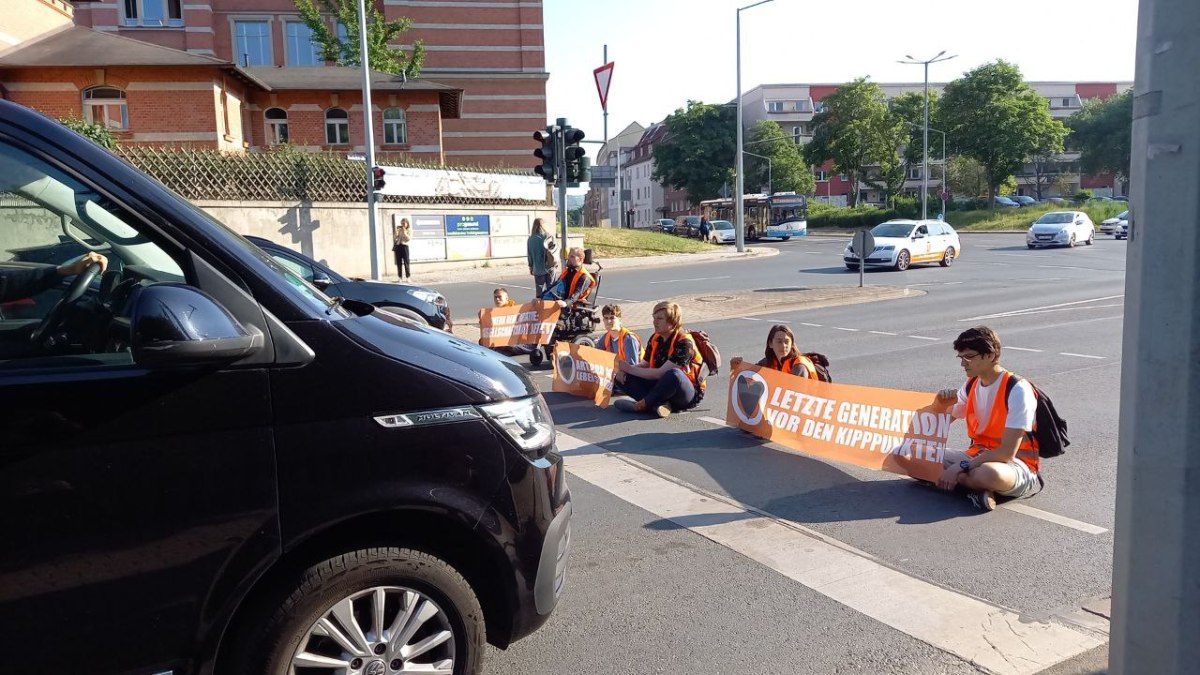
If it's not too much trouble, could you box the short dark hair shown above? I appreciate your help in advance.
[493,287,508,296]
[601,304,621,318]
[953,326,1001,356]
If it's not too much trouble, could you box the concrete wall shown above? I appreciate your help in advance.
[0,0,72,48]
[196,200,570,279]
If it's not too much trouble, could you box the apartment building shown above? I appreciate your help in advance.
[0,0,542,166]
[622,122,667,229]
[585,121,643,227]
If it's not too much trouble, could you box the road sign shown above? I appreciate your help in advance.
[593,62,615,112]
[852,229,875,288]
[939,190,950,201]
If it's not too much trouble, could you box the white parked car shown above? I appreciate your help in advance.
[843,219,962,271]
[1115,220,1129,240]
[1027,211,1095,248]
[1100,210,1129,235]
[708,219,736,244]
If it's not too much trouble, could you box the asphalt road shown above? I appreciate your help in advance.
[441,233,1128,674]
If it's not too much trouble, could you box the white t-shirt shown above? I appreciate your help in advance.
[952,373,1035,432]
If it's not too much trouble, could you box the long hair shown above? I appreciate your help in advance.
[531,218,547,236]
[763,324,800,363]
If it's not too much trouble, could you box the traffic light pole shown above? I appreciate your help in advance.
[556,117,569,263]
[356,0,381,280]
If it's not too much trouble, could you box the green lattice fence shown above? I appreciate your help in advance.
[114,147,545,206]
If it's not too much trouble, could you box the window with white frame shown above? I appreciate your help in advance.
[325,107,349,144]
[285,22,323,66]
[838,173,848,181]
[791,124,807,140]
[814,170,828,182]
[265,107,289,144]
[793,99,812,113]
[909,167,922,180]
[766,100,784,113]
[122,0,182,27]
[83,86,128,131]
[233,20,272,66]
[383,107,407,144]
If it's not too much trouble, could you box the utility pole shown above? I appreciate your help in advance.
[557,117,569,261]
[899,51,956,220]
[1110,0,1200,672]
[356,0,381,280]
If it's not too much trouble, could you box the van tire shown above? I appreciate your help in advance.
[236,547,485,675]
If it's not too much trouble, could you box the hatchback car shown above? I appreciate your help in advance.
[1115,220,1129,240]
[0,98,570,675]
[246,235,452,330]
[656,218,676,233]
[844,219,962,271]
[1027,211,1096,248]
[708,219,736,244]
[1011,195,1037,206]
[994,196,1021,208]
[1100,210,1129,235]
[676,215,701,237]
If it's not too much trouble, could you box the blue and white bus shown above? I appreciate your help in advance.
[700,192,808,241]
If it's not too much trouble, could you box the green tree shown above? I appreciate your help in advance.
[1028,125,1067,200]
[58,116,117,149]
[295,0,424,76]
[938,60,1067,207]
[1066,89,1133,194]
[652,100,736,205]
[803,78,892,207]
[946,155,988,199]
[745,120,816,196]
[890,91,940,170]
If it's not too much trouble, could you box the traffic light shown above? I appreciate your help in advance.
[533,127,557,183]
[372,166,386,191]
[561,126,588,186]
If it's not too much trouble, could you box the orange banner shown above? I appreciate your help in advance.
[725,365,952,482]
[552,343,618,408]
[478,301,561,347]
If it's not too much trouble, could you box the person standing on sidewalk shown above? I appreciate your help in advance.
[527,218,554,297]
[613,301,705,418]
[392,218,412,280]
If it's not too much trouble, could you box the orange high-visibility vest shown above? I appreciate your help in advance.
[771,354,818,380]
[601,327,639,362]
[965,371,1039,473]
[499,299,515,307]
[645,330,705,392]
[558,267,594,304]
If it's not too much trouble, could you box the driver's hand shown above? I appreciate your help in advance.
[58,252,107,276]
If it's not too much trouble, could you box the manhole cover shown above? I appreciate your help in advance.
[696,295,736,302]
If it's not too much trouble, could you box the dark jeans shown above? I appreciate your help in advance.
[622,370,696,411]
[394,244,410,278]
[533,273,552,298]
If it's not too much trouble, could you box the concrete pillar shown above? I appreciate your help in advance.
[1110,0,1200,672]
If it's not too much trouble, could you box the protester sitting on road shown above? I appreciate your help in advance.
[613,301,705,418]
[493,287,516,307]
[729,324,819,379]
[598,304,642,366]
[934,326,1040,512]
[541,247,594,308]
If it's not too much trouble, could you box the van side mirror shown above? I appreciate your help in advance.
[130,283,263,368]
[312,270,333,289]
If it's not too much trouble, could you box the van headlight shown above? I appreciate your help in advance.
[479,396,555,455]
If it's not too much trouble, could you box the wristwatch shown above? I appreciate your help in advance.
[959,459,972,472]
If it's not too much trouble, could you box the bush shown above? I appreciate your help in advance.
[58,116,117,149]
[1074,189,1094,203]
[891,196,920,219]
[809,205,901,229]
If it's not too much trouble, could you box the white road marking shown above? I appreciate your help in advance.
[698,416,727,426]
[1001,503,1109,535]
[832,327,860,332]
[648,275,731,285]
[740,317,764,322]
[596,295,639,303]
[906,281,964,287]
[907,335,940,341]
[1061,352,1106,360]
[556,433,1104,674]
[800,322,823,327]
[960,295,1125,321]
[869,330,898,336]
[1006,347,1044,353]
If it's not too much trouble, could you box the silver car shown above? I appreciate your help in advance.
[1100,210,1129,235]
[1027,211,1096,248]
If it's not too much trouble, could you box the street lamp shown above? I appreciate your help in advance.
[898,51,956,220]
[904,121,947,218]
[744,150,772,194]
[736,0,775,253]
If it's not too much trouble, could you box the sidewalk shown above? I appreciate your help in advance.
[455,284,924,344]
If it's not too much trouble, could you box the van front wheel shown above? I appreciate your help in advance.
[239,548,485,675]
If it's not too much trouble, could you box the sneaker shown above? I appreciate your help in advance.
[631,400,648,412]
[967,489,997,512]
[654,404,671,418]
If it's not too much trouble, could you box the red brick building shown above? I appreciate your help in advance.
[0,0,540,166]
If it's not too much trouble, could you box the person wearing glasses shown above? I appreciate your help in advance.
[934,326,1040,511]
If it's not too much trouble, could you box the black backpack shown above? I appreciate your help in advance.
[803,352,833,382]
[967,374,1069,458]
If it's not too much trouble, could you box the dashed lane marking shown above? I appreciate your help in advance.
[907,335,940,341]
[1061,352,1106,360]
[556,432,1105,674]
[869,330,898,336]
[800,322,823,327]
[832,327,860,332]
[648,275,731,285]
[1006,347,1044,353]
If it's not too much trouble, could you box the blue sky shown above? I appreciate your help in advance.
[543,0,1139,147]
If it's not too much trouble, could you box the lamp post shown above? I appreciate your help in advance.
[744,150,772,194]
[905,122,947,218]
[736,0,775,253]
[898,51,956,220]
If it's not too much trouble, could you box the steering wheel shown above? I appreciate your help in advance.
[30,261,102,345]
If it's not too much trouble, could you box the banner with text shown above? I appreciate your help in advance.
[552,343,618,407]
[478,301,560,347]
[725,365,952,482]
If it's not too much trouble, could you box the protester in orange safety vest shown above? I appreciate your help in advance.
[598,304,642,366]
[541,247,594,308]
[488,287,533,357]
[492,287,516,308]
[935,325,1040,511]
[613,301,704,418]
[729,324,818,379]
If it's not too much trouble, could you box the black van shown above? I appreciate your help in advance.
[0,99,571,675]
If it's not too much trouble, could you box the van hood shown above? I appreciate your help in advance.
[338,309,538,402]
